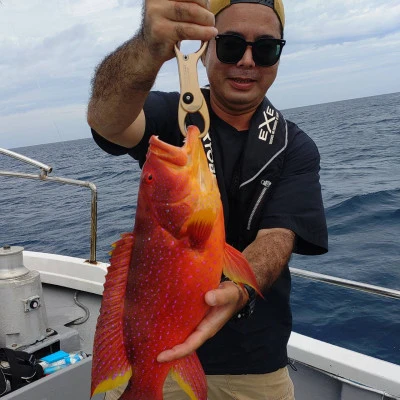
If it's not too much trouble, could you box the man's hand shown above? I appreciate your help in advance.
[88,0,217,145]
[157,280,248,363]
[143,0,218,61]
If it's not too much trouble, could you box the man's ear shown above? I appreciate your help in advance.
[201,42,209,66]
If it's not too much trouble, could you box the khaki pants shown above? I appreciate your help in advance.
[104,367,295,400]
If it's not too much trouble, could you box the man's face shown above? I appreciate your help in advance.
[204,3,282,116]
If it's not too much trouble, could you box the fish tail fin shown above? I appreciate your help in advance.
[119,382,161,400]
[170,353,207,400]
[223,243,264,298]
[91,232,134,397]
[118,367,168,400]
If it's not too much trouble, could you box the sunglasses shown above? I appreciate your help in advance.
[215,34,286,67]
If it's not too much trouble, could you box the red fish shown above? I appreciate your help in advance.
[91,126,261,400]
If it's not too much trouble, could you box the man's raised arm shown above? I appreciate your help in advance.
[87,0,217,148]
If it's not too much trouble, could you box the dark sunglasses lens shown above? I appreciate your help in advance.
[253,39,282,66]
[216,36,246,64]
[216,35,283,67]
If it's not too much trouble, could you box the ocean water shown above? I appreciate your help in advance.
[1,92,399,365]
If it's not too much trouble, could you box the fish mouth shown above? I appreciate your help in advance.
[148,135,188,167]
[148,127,214,191]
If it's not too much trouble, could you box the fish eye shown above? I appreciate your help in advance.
[144,173,154,184]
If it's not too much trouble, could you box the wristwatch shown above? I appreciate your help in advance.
[220,276,257,320]
[233,284,256,320]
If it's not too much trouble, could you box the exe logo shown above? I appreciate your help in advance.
[258,106,279,144]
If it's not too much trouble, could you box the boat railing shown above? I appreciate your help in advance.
[0,147,98,264]
[2,147,400,299]
[290,267,400,300]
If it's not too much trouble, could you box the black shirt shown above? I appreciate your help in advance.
[92,90,328,374]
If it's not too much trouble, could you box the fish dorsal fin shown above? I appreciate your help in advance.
[170,353,207,400]
[222,243,263,297]
[186,209,215,248]
[91,232,134,396]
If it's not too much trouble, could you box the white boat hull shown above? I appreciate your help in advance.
[2,251,398,400]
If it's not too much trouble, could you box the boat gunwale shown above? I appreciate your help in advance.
[23,251,400,399]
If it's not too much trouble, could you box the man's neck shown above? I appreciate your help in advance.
[210,97,259,132]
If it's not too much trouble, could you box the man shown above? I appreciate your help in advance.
[88,0,328,399]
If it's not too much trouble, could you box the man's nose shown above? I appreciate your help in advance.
[237,46,256,67]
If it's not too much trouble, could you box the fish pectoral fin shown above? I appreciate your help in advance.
[91,232,134,397]
[186,209,215,248]
[170,353,207,400]
[222,243,263,298]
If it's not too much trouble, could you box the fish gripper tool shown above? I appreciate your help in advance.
[175,42,210,138]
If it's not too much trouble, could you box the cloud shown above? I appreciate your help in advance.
[65,0,119,17]
[0,103,89,149]
[0,0,399,148]
[285,2,400,44]
[0,3,142,118]
[266,0,400,108]
[117,0,142,7]
[270,29,400,109]
[0,23,94,119]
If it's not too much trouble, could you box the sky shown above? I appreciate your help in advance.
[0,0,400,149]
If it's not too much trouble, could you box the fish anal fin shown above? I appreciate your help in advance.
[223,243,263,298]
[186,209,215,248]
[91,232,134,396]
[170,353,207,400]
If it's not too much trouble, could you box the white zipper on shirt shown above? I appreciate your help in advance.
[247,180,272,231]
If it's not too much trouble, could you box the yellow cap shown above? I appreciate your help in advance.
[210,0,285,29]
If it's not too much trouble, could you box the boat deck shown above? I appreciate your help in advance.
[2,251,398,400]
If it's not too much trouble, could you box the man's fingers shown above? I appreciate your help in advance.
[204,290,217,306]
[173,22,217,42]
[147,9,217,45]
[157,328,208,362]
[173,0,210,10]
[157,283,246,364]
[151,21,216,43]
[144,0,217,59]
[164,2,217,42]
[167,1,215,26]
[205,281,245,307]
[149,0,214,28]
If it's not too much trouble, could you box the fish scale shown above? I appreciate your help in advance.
[91,126,261,400]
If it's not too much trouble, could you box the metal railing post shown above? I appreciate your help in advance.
[0,147,98,263]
